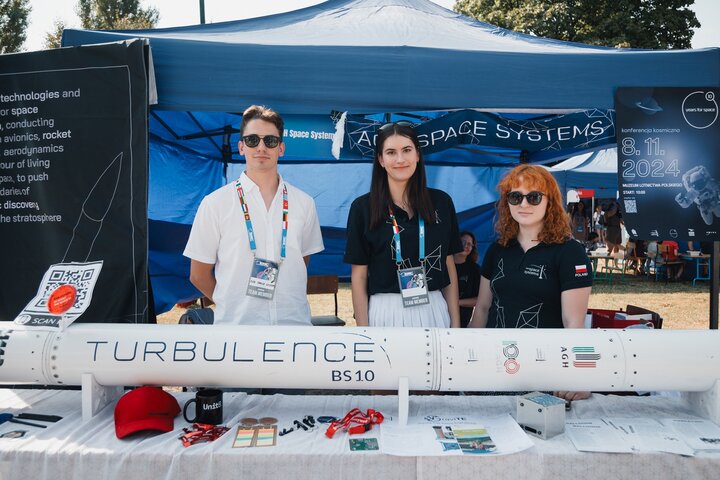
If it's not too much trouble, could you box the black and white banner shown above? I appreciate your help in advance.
[341,109,616,159]
[616,87,720,242]
[0,40,150,323]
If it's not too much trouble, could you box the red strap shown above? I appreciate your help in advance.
[180,423,229,447]
[325,408,384,438]
[348,424,370,435]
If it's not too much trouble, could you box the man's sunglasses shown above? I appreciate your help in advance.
[507,191,545,206]
[378,120,415,131]
[242,134,282,148]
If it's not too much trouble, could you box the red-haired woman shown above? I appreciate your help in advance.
[468,165,593,399]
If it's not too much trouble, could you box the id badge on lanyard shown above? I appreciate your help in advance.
[389,206,430,308]
[247,257,280,300]
[397,264,429,308]
[237,179,288,300]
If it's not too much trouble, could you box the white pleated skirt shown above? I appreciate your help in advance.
[368,291,451,328]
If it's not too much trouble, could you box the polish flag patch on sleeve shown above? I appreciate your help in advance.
[575,264,588,274]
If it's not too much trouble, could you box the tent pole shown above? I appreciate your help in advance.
[199,0,206,24]
[711,241,719,330]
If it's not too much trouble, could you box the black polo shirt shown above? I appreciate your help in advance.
[481,238,592,329]
[344,189,462,295]
[456,260,480,327]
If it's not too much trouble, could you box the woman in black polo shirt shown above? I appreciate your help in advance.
[344,121,462,328]
[455,231,481,327]
[468,164,592,399]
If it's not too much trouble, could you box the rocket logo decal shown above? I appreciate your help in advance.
[572,347,600,368]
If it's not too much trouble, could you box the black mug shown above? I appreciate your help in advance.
[183,389,223,425]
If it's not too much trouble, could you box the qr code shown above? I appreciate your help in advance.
[624,199,637,214]
[32,266,95,310]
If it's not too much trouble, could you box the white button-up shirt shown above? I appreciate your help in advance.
[184,173,324,325]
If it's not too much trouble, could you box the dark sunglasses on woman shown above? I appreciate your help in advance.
[378,120,415,131]
[507,191,545,206]
[242,134,281,148]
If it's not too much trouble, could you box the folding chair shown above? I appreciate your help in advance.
[307,275,346,326]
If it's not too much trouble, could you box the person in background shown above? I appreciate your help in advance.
[645,240,659,275]
[454,231,481,327]
[592,205,605,245]
[344,121,462,328]
[603,200,623,258]
[569,202,588,241]
[468,164,593,401]
[585,231,601,253]
[661,239,684,280]
[626,239,646,275]
[184,105,324,325]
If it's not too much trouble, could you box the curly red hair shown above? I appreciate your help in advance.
[495,165,572,246]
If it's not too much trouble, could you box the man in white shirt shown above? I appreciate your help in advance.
[183,105,324,325]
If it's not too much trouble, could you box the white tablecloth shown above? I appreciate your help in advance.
[0,389,718,480]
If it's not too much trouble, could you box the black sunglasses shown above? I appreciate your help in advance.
[378,120,415,131]
[507,191,545,206]
[242,134,281,148]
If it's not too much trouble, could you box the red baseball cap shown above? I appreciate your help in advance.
[114,386,181,439]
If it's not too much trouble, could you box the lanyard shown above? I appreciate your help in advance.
[325,408,384,438]
[388,206,425,266]
[235,179,289,261]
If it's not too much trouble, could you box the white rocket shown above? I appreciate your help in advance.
[1,324,719,423]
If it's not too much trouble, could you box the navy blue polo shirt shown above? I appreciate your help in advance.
[344,189,463,295]
[481,238,592,329]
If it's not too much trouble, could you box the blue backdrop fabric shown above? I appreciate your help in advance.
[61,0,720,313]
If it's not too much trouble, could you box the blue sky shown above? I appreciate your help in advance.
[23,0,720,51]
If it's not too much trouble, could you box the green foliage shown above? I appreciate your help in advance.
[0,0,30,54]
[42,1,159,50]
[44,19,66,50]
[454,0,700,49]
[77,0,159,30]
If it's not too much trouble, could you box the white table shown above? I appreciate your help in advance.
[1,389,718,480]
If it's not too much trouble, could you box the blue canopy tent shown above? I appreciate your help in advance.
[62,0,720,313]
[549,148,620,198]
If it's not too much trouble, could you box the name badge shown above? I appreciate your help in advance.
[397,265,429,308]
[247,257,279,300]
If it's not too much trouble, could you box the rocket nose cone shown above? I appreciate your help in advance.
[82,152,123,221]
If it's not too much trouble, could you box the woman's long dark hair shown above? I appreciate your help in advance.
[459,231,479,264]
[369,123,435,230]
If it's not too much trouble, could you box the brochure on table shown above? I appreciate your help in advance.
[566,417,720,455]
[381,414,533,456]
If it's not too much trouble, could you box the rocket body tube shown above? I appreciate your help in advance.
[0,324,718,392]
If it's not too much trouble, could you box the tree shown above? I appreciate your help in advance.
[0,0,30,54]
[454,0,700,49]
[45,19,66,49]
[77,0,159,30]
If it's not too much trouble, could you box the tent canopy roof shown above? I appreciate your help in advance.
[114,0,602,51]
[62,0,720,114]
[549,147,620,194]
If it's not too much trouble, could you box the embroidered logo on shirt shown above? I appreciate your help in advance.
[575,264,588,277]
[523,264,547,279]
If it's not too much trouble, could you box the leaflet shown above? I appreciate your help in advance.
[662,418,720,451]
[565,419,633,453]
